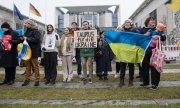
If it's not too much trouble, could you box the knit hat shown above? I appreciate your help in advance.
[1,22,10,29]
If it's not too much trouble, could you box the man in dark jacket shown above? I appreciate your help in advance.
[21,19,41,86]
[0,22,21,85]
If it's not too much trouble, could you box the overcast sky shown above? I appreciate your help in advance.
[0,0,145,25]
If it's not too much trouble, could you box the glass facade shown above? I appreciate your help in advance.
[112,14,118,27]
[58,15,64,28]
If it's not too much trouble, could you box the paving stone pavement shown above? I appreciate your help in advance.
[0,99,180,105]
[0,69,180,75]
[0,81,180,88]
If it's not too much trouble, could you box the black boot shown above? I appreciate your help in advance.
[22,80,30,86]
[98,75,103,80]
[51,80,56,85]
[104,76,108,80]
[44,80,50,85]
[7,80,15,85]
[34,81,39,86]
[119,79,125,87]
[128,80,133,87]
[0,80,9,85]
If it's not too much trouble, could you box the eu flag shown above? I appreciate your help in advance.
[14,4,24,20]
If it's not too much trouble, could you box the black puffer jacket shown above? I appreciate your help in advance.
[24,27,41,58]
[0,28,21,67]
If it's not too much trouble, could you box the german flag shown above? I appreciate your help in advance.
[165,0,180,12]
[29,3,41,17]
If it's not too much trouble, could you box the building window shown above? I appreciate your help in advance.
[112,14,118,27]
[58,15,64,28]
[149,9,157,25]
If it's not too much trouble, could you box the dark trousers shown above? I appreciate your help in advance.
[116,62,121,73]
[120,62,134,80]
[44,52,57,81]
[137,63,142,77]
[75,55,82,75]
[142,54,160,86]
[4,67,16,82]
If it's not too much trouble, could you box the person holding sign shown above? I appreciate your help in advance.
[0,22,22,85]
[21,19,41,86]
[79,21,96,84]
[42,24,60,85]
[59,27,74,82]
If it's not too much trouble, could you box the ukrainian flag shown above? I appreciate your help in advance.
[165,0,180,12]
[17,40,31,61]
[104,31,152,63]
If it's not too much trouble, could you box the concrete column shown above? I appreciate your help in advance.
[105,12,112,27]
[64,14,70,28]
[78,14,81,28]
[97,13,100,26]
[117,5,121,26]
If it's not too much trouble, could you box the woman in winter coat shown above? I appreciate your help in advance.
[59,27,74,82]
[42,24,60,85]
[95,31,114,80]
[0,22,22,85]
[140,17,166,90]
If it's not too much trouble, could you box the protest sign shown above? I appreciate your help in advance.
[74,30,97,48]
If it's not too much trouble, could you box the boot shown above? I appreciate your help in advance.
[22,80,30,86]
[34,81,39,86]
[103,74,108,80]
[0,80,9,85]
[44,80,50,85]
[7,80,15,85]
[128,80,133,87]
[51,80,56,85]
[119,79,124,87]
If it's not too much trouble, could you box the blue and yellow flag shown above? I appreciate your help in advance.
[17,40,31,61]
[104,31,152,63]
[165,0,180,12]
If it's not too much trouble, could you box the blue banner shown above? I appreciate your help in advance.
[0,29,24,37]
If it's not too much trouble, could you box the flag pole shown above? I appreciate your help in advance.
[13,0,15,29]
[29,3,31,19]
[44,0,47,29]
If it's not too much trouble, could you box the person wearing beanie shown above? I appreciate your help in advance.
[0,22,22,85]
[1,22,10,29]
[21,19,41,86]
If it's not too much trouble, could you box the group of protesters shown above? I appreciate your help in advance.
[0,16,166,90]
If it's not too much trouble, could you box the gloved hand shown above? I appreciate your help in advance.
[9,40,13,44]
[42,47,46,51]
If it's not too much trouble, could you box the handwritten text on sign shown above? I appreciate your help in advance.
[74,30,97,48]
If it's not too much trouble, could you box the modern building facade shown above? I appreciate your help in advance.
[54,0,121,29]
[129,0,180,45]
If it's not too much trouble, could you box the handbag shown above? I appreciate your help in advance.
[150,37,165,73]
